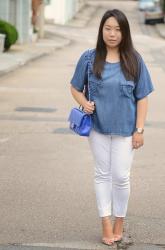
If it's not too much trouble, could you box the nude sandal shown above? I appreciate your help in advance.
[102,237,115,246]
[114,234,123,242]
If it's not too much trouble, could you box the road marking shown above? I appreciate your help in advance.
[11,241,100,250]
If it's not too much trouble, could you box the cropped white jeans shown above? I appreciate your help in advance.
[88,129,135,218]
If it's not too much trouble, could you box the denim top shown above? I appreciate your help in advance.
[70,49,154,136]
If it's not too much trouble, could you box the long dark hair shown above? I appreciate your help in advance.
[93,9,140,81]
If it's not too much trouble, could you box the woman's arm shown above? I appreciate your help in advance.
[70,85,95,114]
[132,97,148,149]
[136,97,148,128]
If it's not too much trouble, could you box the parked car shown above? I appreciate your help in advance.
[139,0,155,11]
[144,3,164,24]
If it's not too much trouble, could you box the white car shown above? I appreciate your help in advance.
[144,5,164,24]
[139,0,155,11]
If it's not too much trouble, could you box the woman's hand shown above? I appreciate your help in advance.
[83,101,95,114]
[132,132,144,149]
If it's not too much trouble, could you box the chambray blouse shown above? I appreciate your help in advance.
[70,49,154,136]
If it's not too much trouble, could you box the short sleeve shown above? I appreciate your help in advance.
[134,57,154,101]
[70,50,88,92]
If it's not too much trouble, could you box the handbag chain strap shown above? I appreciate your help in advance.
[87,49,91,102]
[79,49,91,110]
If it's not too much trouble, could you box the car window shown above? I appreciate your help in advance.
[141,0,154,2]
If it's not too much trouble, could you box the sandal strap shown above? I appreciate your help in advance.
[102,237,114,242]
[114,234,123,241]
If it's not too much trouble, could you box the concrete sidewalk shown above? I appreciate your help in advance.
[0,3,96,78]
[0,32,70,77]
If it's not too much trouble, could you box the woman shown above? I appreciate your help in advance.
[70,9,154,246]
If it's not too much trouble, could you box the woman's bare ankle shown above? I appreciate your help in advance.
[113,217,124,235]
[101,216,114,238]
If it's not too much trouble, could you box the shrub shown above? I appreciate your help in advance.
[0,19,18,51]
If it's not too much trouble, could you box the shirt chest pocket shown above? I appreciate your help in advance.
[120,81,135,98]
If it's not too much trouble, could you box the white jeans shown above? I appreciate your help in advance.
[88,129,135,218]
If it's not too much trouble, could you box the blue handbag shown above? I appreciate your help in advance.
[68,50,93,136]
[68,107,92,136]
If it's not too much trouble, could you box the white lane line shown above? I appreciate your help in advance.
[17,241,100,249]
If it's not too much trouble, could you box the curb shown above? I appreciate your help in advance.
[0,38,71,78]
[155,24,165,39]
[0,64,20,77]
[0,52,49,77]
[67,3,98,28]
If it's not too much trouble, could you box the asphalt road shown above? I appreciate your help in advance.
[0,1,164,249]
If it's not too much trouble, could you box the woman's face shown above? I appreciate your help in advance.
[102,16,122,48]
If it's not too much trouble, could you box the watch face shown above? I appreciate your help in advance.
[137,128,144,133]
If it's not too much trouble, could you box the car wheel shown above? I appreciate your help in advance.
[145,19,149,24]
[160,18,164,23]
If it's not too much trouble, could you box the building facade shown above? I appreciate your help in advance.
[0,0,32,44]
[45,0,86,25]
